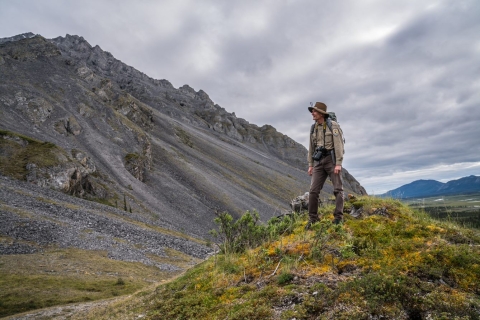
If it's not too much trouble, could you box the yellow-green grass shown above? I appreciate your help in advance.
[0,247,201,318]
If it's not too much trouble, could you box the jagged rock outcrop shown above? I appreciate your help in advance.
[0,34,60,61]
[0,32,37,45]
[1,130,107,199]
[49,35,309,170]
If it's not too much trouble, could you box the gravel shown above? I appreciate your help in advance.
[0,174,213,271]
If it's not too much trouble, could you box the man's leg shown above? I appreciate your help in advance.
[328,164,344,222]
[308,163,328,223]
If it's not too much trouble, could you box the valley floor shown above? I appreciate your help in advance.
[2,297,121,320]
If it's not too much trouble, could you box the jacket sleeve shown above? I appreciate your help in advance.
[308,126,314,167]
[332,121,344,166]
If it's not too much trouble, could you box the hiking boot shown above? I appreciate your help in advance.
[332,218,343,225]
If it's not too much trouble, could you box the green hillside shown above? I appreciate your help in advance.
[70,196,480,320]
[404,193,480,229]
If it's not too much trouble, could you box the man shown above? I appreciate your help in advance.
[306,102,344,227]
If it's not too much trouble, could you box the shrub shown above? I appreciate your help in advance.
[210,210,267,254]
[210,211,303,254]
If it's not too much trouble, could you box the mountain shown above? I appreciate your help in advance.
[380,175,480,198]
[0,33,366,265]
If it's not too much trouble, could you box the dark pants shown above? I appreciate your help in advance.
[308,155,344,222]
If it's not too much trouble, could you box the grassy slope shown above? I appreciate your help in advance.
[72,197,480,320]
[0,247,201,318]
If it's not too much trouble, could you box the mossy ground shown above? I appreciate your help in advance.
[140,197,480,319]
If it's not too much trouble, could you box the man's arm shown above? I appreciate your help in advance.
[331,122,344,167]
[307,127,314,168]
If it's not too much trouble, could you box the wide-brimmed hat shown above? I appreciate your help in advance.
[308,102,328,114]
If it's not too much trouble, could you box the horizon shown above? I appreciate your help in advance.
[376,174,480,195]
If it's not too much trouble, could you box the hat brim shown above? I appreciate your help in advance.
[308,106,328,114]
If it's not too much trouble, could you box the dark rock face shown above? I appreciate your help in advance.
[0,34,367,243]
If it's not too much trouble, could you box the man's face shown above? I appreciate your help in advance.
[311,110,324,123]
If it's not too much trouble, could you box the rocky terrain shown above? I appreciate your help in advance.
[0,174,210,265]
[0,32,366,272]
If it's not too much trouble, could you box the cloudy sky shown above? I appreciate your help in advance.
[1,0,479,194]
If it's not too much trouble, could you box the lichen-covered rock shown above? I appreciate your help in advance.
[12,92,53,124]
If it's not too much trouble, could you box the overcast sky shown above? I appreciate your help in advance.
[1,0,479,194]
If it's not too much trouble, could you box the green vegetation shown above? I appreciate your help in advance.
[175,127,193,148]
[0,130,63,179]
[142,197,480,319]
[125,152,140,162]
[209,210,269,254]
[0,247,200,318]
[403,193,480,228]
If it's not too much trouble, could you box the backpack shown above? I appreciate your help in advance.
[310,112,345,146]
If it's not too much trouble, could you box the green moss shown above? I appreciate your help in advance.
[125,153,140,161]
[277,272,294,285]
[175,127,193,148]
[0,130,64,179]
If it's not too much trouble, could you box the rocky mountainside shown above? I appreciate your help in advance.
[0,32,365,241]
[380,175,480,198]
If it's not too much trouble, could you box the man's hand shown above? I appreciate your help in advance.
[334,165,342,174]
[308,166,313,176]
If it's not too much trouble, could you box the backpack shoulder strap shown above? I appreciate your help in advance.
[326,118,333,132]
[329,119,345,145]
[310,123,315,135]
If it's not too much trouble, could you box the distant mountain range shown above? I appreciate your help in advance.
[380,175,480,198]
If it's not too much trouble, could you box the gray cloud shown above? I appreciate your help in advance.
[1,0,479,193]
